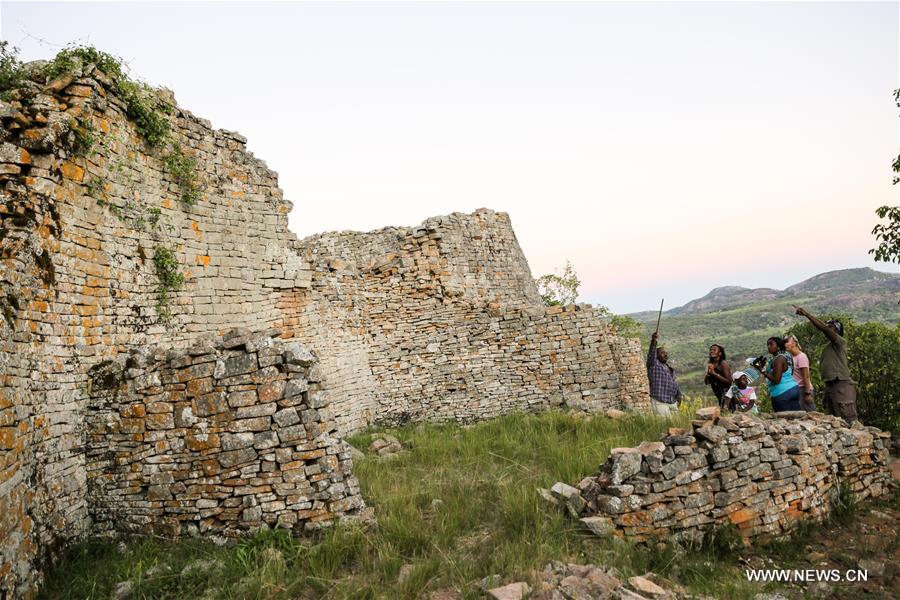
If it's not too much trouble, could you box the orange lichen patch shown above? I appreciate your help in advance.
[195,255,211,267]
[77,304,99,317]
[185,432,220,451]
[21,129,46,144]
[0,427,15,449]
[54,185,77,202]
[93,117,110,134]
[65,84,93,98]
[229,190,245,198]
[15,147,32,165]
[728,508,757,525]
[191,221,202,240]
[161,198,173,209]
[60,161,85,182]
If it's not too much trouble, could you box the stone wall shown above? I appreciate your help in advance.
[572,409,893,543]
[0,60,649,596]
[288,212,650,433]
[85,331,366,537]
[1,64,308,596]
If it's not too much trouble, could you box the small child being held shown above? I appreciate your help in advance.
[725,371,758,413]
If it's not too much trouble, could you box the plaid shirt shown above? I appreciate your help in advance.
[647,338,682,404]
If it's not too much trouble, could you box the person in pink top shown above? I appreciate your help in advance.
[785,334,814,411]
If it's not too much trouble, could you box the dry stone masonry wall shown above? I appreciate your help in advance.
[289,213,650,433]
[1,62,310,596]
[1,59,649,596]
[85,330,366,538]
[571,409,893,543]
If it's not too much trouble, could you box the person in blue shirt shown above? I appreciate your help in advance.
[761,336,801,412]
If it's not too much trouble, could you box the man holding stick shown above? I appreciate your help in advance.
[646,300,682,417]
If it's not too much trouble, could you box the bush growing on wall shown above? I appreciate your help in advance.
[535,261,643,338]
[535,260,580,306]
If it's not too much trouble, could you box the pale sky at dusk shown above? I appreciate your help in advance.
[2,1,897,313]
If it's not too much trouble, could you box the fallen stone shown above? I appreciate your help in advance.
[112,581,133,600]
[487,582,531,600]
[857,558,885,577]
[696,406,720,420]
[537,487,559,506]
[397,563,415,584]
[580,516,615,536]
[628,574,666,597]
[551,482,586,516]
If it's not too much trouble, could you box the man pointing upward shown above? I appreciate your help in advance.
[647,331,682,417]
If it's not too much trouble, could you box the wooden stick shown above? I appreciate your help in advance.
[654,298,664,335]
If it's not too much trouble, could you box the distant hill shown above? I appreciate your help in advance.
[626,267,900,397]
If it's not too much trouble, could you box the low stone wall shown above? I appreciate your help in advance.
[572,409,893,543]
[85,330,367,537]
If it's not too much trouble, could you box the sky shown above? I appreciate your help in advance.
[2,1,898,313]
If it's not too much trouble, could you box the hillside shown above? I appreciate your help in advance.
[626,267,900,396]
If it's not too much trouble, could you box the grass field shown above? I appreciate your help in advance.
[42,411,789,599]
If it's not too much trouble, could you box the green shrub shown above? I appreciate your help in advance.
[117,78,170,147]
[43,46,125,82]
[70,117,96,157]
[163,143,200,205]
[153,245,184,323]
[0,41,27,100]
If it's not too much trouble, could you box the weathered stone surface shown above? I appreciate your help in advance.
[487,582,531,600]
[0,60,652,598]
[628,575,666,597]
[551,482,586,516]
[610,450,643,485]
[573,410,892,543]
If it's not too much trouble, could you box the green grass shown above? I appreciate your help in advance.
[41,411,772,599]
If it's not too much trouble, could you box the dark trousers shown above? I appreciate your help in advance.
[772,386,802,412]
[824,379,858,423]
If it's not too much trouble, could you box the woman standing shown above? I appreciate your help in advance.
[785,334,815,411]
[761,337,801,412]
[704,344,732,409]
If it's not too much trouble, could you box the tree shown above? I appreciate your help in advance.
[869,89,900,265]
[786,316,900,433]
[535,261,580,306]
[534,262,642,337]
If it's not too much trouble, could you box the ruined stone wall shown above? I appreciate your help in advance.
[85,331,365,538]
[1,65,309,596]
[0,61,649,596]
[573,410,893,543]
[288,213,650,433]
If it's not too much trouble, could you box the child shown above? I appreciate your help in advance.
[725,371,758,413]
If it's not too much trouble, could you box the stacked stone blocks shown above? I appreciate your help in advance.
[0,60,651,595]
[575,409,893,543]
[85,329,366,537]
